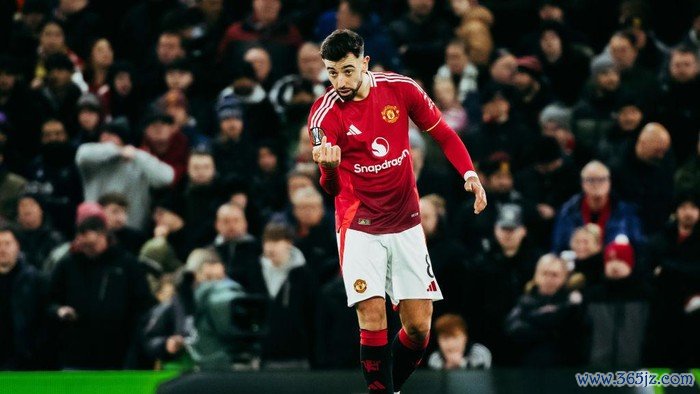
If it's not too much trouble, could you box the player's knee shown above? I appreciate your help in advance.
[356,298,386,327]
[403,320,431,342]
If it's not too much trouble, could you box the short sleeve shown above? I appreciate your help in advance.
[403,79,442,131]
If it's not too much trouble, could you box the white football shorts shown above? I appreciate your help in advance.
[337,224,443,307]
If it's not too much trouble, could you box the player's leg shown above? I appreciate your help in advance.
[339,228,393,393]
[356,297,393,393]
[392,299,432,392]
[385,224,443,392]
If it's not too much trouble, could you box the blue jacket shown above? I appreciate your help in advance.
[552,194,645,252]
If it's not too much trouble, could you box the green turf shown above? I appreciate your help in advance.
[0,371,179,394]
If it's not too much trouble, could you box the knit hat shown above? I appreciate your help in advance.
[45,53,74,72]
[516,56,542,79]
[590,54,616,76]
[216,95,244,121]
[154,193,185,220]
[604,235,635,270]
[77,93,101,112]
[539,104,571,129]
[76,202,107,226]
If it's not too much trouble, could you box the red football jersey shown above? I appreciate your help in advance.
[308,71,442,234]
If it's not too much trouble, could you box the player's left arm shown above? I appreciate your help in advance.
[405,80,487,214]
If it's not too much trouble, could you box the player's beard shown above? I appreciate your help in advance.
[336,76,363,101]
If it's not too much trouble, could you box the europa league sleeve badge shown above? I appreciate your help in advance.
[310,126,325,147]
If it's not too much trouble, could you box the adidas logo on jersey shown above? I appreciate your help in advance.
[346,124,363,136]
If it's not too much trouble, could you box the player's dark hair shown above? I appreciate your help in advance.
[320,29,364,61]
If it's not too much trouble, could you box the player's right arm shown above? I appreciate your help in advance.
[308,96,343,196]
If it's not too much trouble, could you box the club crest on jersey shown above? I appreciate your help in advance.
[371,137,390,158]
[381,105,400,124]
[354,279,367,293]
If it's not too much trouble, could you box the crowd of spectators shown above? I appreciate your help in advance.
[1,0,699,371]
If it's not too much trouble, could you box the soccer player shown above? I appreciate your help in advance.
[309,30,487,393]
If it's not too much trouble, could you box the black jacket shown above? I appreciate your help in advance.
[212,235,261,289]
[245,252,317,365]
[0,260,49,370]
[17,226,64,271]
[49,246,156,369]
[505,288,586,366]
[645,223,700,367]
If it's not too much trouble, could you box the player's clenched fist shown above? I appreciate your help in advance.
[312,136,341,168]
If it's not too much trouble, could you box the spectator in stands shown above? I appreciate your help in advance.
[456,153,534,250]
[675,135,699,195]
[610,123,675,234]
[74,93,103,145]
[142,194,191,269]
[118,0,185,67]
[657,45,700,163]
[163,59,212,137]
[595,96,646,166]
[538,105,575,159]
[15,194,63,270]
[250,142,289,218]
[646,193,700,367]
[52,0,101,60]
[515,136,579,248]
[244,222,316,369]
[0,139,27,222]
[314,0,402,72]
[569,224,604,288]
[0,56,45,168]
[97,193,146,256]
[141,31,186,101]
[571,56,623,157]
[607,31,658,106]
[585,236,651,367]
[36,53,82,134]
[143,249,226,370]
[24,118,82,237]
[140,110,189,185]
[211,97,256,184]
[552,160,644,252]
[428,314,491,370]
[432,77,468,135]
[182,150,222,242]
[0,225,48,370]
[512,56,553,130]
[420,195,469,317]
[536,21,590,106]
[464,204,541,365]
[269,43,326,135]
[466,83,534,167]
[106,61,142,128]
[49,214,156,369]
[31,20,83,90]
[285,186,337,285]
[435,39,479,107]
[76,118,174,230]
[210,203,260,288]
[505,254,585,366]
[217,0,303,78]
[389,0,452,82]
[82,38,113,108]
[156,89,208,150]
